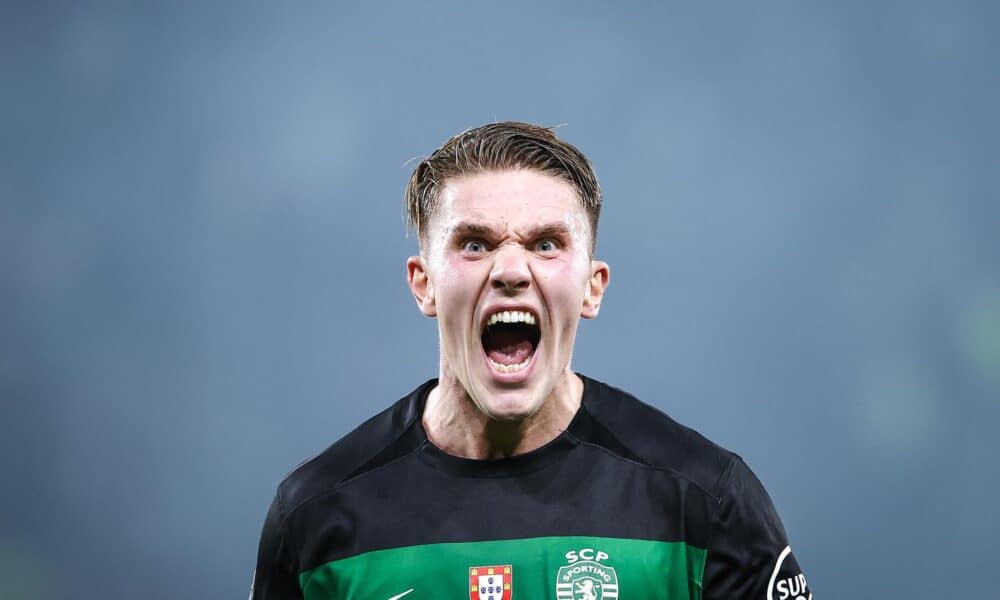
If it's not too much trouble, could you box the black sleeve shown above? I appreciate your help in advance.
[251,490,303,600]
[703,457,812,599]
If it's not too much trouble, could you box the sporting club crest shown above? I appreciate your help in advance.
[469,565,512,600]
[556,548,619,600]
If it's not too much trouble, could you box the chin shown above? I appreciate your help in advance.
[471,384,545,423]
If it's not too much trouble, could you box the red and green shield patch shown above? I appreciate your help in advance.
[469,565,512,600]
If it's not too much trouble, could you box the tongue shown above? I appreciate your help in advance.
[487,341,534,366]
[484,328,535,365]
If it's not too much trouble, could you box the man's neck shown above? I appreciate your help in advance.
[421,371,583,460]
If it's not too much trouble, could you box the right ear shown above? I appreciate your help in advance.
[406,255,437,317]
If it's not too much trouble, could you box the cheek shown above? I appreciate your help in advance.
[534,258,590,306]
[436,259,486,313]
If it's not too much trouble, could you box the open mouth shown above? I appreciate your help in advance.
[480,310,541,373]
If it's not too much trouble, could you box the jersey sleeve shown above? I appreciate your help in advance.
[251,490,303,600]
[703,457,812,599]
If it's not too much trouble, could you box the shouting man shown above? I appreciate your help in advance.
[252,122,811,599]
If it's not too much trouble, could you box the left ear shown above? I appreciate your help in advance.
[580,259,610,319]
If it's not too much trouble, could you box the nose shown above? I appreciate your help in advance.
[490,244,531,293]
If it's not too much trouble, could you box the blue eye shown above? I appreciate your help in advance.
[463,239,487,253]
[536,239,558,252]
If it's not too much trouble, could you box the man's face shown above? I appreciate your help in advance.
[407,169,609,421]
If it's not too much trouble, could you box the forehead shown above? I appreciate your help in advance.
[431,169,588,235]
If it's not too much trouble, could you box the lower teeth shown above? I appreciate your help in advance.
[488,356,531,373]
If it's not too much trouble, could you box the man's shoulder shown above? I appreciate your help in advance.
[578,375,739,501]
[274,380,434,515]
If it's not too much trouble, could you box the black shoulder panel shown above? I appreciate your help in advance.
[277,379,433,516]
[577,375,736,501]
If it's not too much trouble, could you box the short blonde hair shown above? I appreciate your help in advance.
[404,122,602,251]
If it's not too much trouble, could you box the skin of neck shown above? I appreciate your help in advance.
[421,358,584,460]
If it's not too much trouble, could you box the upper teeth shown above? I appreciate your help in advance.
[488,310,536,326]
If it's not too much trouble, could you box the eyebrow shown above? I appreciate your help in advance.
[524,223,572,239]
[449,221,572,240]
[450,222,498,238]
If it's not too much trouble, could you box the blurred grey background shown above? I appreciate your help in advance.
[3,1,998,598]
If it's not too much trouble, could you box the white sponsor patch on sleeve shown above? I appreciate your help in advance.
[767,546,811,600]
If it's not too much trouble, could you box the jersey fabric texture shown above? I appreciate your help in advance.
[252,375,811,600]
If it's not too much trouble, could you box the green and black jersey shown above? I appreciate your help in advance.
[252,376,810,599]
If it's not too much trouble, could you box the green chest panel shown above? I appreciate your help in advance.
[299,536,706,600]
